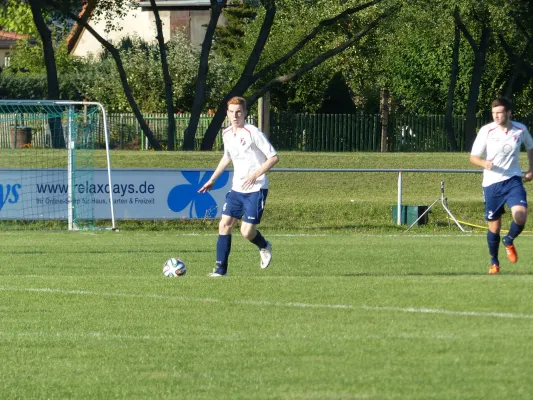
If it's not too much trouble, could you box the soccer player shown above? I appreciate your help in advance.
[198,96,279,277]
[470,97,533,274]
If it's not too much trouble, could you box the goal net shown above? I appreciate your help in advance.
[0,100,116,230]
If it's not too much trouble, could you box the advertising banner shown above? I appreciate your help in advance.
[0,169,233,220]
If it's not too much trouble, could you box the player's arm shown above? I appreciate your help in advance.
[524,149,533,182]
[469,128,491,170]
[470,155,493,170]
[241,154,279,190]
[198,156,232,193]
[522,128,533,182]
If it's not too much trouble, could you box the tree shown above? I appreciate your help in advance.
[183,0,226,150]
[0,0,68,147]
[43,0,163,150]
[454,8,491,150]
[148,0,176,150]
[182,0,395,150]
[444,9,461,152]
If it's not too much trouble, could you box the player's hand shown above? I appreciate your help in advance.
[198,180,214,193]
[523,170,533,182]
[241,173,258,190]
[484,160,493,170]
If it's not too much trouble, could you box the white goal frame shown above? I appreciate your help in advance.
[0,100,117,231]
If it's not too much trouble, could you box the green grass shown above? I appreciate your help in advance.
[92,150,528,232]
[3,151,533,398]
[2,231,533,399]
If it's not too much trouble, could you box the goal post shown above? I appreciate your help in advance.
[0,100,116,231]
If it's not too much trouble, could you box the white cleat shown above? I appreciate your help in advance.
[260,241,272,269]
[208,268,227,277]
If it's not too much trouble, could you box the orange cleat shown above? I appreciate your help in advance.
[488,265,500,275]
[505,244,518,263]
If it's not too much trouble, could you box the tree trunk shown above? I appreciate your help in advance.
[29,0,65,148]
[43,0,163,150]
[199,0,277,150]
[464,26,490,151]
[150,0,176,150]
[200,2,394,150]
[501,35,532,100]
[444,16,460,152]
[380,88,389,152]
[183,0,223,150]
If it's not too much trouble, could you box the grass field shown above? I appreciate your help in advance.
[2,231,533,399]
[2,152,533,399]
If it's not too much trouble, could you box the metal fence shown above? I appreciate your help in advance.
[30,112,531,151]
[270,113,533,152]
[107,113,257,150]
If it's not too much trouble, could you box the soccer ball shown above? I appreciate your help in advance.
[163,258,187,277]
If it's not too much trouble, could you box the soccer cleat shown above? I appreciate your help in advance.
[504,244,518,263]
[488,265,500,275]
[260,241,272,269]
[208,267,227,277]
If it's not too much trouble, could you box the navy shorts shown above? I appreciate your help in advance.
[483,176,527,221]
[222,189,268,224]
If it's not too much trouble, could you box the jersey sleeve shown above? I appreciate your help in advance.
[251,126,277,158]
[470,126,488,157]
[521,126,533,151]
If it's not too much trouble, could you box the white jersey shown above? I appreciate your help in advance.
[471,121,533,187]
[222,123,277,193]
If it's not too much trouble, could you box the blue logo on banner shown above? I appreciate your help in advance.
[167,171,229,218]
[0,184,21,211]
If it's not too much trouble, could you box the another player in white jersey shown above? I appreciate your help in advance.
[470,97,533,274]
[198,96,279,277]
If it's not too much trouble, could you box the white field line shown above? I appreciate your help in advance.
[2,286,533,320]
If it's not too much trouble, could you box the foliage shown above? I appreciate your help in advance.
[78,33,232,112]
[214,1,257,59]
[211,0,379,112]
[0,72,81,100]
[0,0,38,36]
[5,37,84,75]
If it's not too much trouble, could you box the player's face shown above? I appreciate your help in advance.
[492,105,511,127]
[227,104,245,129]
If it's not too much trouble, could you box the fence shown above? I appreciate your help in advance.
[270,113,533,152]
[107,113,257,150]
[3,110,531,151]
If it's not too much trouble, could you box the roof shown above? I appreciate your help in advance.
[66,0,98,54]
[0,30,27,49]
[66,0,213,54]
[0,31,27,41]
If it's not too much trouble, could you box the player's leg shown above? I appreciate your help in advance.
[210,191,243,277]
[487,219,502,274]
[502,176,528,263]
[240,189,272,269]
[484,183,505,274]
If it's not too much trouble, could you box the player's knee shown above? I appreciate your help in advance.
[240,224,255,240]
[515,213,527,225]
[512,207,527,225]
[219,219,234,234]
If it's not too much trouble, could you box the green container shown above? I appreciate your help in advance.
[392,205,429,225]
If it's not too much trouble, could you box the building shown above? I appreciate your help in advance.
[0,30,27,69]
[67,0,225,57]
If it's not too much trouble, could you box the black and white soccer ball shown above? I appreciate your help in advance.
[163,258,187,277]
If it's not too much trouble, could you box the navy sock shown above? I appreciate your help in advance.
[504,221,524,245]
[216,234,231,271]
[250,230,267,249]
[487,231,500,266]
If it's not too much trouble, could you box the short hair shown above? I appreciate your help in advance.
[227,96,247,110]
[491,97,513,112]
